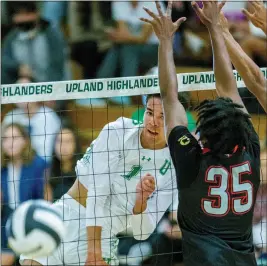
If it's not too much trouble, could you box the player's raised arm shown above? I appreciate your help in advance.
[141,1,187,139]
[192,0,248,113]
[242,0,267,35]
[219,12,267,113]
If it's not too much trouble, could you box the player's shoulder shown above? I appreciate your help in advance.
[103,117,140,146]
[104,117,139,132]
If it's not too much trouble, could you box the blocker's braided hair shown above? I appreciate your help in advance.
[195,97,253,156]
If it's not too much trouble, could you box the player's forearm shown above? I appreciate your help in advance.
[132,197,153,240]
[133,195,147,214]
[223,30,267,110]
[260,23,267,35]
[208,25,237,96]
[158,39,178,100]
[86,226,103,259]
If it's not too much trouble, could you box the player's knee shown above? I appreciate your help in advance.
[21,259,43,266]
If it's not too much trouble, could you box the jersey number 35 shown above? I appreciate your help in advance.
[201,161,254,216]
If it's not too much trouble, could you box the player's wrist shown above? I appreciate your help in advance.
[207,24,221,34]
[86,251,103,260]
[133,196,148,214]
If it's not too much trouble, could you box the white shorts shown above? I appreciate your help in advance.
[20,194,119,265]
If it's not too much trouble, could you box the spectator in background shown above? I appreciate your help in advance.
[1,189,16,266]
[97,1,164,79]
[42,1,68,28]
[1,123,48,210]
[2,77,61,165]
[68,1,113,79]
[49,123,81,201]
[1,1,69,84]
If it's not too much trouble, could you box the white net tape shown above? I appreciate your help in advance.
[2,68,266,104]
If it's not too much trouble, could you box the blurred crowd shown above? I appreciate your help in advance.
[1,1,266,266]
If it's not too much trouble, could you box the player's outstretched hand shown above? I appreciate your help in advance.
[242,0,267,34]
[136,173,156,201]
[140,1,186,41]
[191,0,226,28]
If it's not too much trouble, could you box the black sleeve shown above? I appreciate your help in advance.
[248,126,261,159]
[168,126,202,189]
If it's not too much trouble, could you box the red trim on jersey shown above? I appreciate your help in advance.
[201,145,242,155]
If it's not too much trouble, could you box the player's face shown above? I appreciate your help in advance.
[143,97,166,148]
[55,129,76,161]
[2,126,27,159]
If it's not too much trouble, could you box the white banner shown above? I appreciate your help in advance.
[1,68,266,104]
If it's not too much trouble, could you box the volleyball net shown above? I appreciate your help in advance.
[1,68,267,265]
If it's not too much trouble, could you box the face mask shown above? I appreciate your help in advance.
[15,21,36,32]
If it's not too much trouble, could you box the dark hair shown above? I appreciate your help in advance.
[195,97,253,155]
[10,1,37,16]
[146,92,191,109]
[50,121,82,179]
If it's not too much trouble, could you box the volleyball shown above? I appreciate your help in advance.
[5,200,65,258]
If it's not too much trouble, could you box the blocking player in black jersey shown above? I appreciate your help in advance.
[141,1,261,265]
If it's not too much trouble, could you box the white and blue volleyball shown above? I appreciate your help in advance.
[6,200,65,258]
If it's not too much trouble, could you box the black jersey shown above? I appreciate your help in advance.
[168,126,261,266]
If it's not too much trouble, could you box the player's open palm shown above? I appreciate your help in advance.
[140,1,186,41]
[136,174,156,201]
[242,0,267,32]
[191,0,226,28]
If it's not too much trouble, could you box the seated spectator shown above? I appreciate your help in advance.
[68,1,113,79]
[1,123,47,209]
[2,81,61,165]
[97,1,164,79]
[49,123,81,201]
[1,1,69,84]
[42,1,68,28]
[1,189,16,266]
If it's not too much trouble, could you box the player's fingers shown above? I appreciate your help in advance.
[143,173,154,178]
[218,0,226,11]
[143,7,160,21]
[140,18,153,24]
[202,0,212,8]
[166,0,173,17]
[241,8,254,20]
[191,1,202,17]
[174,17,187,28]
[143,182,155,192]
[145,179,155,188]
[155,1,164,17]
[250,0,262,9]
